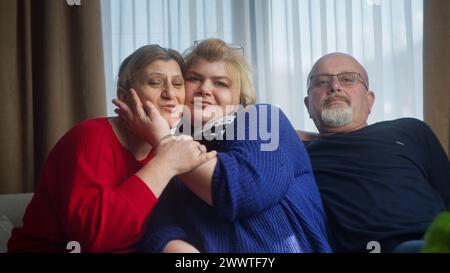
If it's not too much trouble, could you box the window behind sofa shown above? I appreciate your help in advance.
[100,0,423,132]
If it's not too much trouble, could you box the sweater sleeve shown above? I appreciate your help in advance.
[48,122,158,252]
[211,104,297,221]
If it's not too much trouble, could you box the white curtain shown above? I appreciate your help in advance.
[101,0,423,132]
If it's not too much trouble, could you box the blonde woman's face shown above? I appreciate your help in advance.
[184,59,240,125]
[130,59,185,128]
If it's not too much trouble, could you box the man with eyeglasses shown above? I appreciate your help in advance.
[302,52,450,253]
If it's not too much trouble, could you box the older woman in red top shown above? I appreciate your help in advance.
[7,45,216,252]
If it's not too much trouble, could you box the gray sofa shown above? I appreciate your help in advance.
[0,193,33,253]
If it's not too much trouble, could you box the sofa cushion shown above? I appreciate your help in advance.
[0,215,13,253]
[0,193,33,227]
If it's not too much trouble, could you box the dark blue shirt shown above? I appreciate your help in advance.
[304,118,450,252]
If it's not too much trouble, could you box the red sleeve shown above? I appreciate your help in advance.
[49,120,158,252]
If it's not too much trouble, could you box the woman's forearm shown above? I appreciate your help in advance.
[136,157,176,198]
[178,157,217,206]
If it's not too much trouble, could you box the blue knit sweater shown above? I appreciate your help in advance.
[139,104,331,253]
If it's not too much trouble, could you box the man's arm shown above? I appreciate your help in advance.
[422,122,450,208]
[296,130,319,141]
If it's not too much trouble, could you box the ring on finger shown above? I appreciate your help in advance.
[197,145,205,153]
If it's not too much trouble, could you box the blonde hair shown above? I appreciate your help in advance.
[117,45,184,97]
[183,38,256,106]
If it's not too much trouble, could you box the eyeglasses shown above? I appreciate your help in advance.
[193,39,245,57]
[308,72,368,90]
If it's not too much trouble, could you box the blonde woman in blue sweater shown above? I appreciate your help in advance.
[114,39,331,253]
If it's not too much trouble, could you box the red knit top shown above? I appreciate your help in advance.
[8,118,157,252]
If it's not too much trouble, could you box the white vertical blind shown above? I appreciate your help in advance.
[101,0,423,132]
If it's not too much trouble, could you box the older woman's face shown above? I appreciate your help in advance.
[131,59,185,127]
[184,58,240,125]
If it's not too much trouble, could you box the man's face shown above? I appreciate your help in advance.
[304,54,375,134]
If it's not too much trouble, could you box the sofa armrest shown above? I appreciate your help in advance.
[0,193,34,227]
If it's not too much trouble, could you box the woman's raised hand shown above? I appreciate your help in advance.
[113,89,170,147]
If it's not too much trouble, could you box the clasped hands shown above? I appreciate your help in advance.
[112,89,216,174]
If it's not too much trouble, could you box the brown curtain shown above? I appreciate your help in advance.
[424,0,450,158]
[0,0,106,194]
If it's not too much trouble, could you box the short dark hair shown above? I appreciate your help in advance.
[117,45,184,95]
